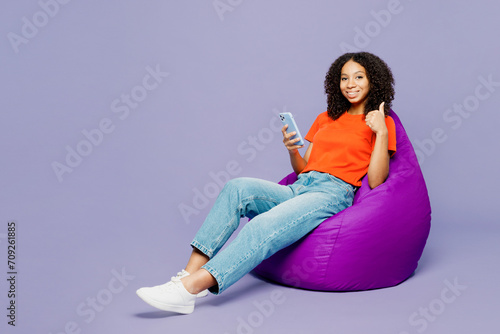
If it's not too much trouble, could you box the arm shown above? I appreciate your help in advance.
[282,124,313,174]
[365,102,391,189]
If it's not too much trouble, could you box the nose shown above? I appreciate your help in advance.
[347,78,356,88]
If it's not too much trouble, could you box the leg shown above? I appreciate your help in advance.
[137,177,295,313]
[183,177,295,292]
[181,269,216,295]
[184,248,209,274]
[190,177,294,259]
[202,172,355,294]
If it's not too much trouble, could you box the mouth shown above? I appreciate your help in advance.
[346,91,360,98]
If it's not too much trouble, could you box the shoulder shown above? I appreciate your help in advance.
[314,111,331,124]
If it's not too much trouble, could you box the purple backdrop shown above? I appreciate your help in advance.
[1,1,499,333]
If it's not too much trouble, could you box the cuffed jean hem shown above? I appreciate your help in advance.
[190,240,214,259]
[190,243,222,294]
[200,263,224,295]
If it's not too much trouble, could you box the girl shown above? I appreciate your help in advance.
[137,52,397,314]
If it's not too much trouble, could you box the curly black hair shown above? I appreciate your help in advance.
[324,52,395,120]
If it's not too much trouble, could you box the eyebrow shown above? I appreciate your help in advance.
[341,71,366,75]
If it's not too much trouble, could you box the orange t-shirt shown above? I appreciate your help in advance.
[301,111,397,186]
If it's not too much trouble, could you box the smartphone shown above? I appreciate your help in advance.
[279,112,304,146]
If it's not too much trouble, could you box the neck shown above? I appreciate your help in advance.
[347,103,365,115]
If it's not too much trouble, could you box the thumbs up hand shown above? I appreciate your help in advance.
[365,102,388,135]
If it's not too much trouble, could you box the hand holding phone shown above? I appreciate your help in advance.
[280,112,304,147]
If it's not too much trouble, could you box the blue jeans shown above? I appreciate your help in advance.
[191,171,355,294]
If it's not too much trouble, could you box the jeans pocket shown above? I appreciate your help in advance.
[326,174,354,197]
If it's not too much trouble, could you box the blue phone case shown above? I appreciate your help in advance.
[279,112,304,146]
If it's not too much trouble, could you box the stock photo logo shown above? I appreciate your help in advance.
[48,268,135,334]
[223,290,286,334]
[7,0,73,54]
[178,107,286,225]
[339,0,404,52]
[399,278,467,334]
[213,0,245,21]
[51,65,169,183]
[412,74,499,165]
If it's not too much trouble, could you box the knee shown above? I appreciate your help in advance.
[221,177,251,194]
[216,178,244,202]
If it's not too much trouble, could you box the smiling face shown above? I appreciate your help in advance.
[340,60,370,113]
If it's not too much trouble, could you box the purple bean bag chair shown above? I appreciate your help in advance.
[253,110,431,291]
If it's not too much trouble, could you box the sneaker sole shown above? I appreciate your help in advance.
[136,289,194,314]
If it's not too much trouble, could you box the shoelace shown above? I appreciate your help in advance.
[157,270,190,292]
[158,280,178,292]
[171,270,189,281]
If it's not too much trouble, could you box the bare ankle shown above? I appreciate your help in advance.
[185,248,210,274]
[180,269,216,295]
[180,277,199,295]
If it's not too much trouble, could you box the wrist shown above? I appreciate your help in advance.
[375,129,388,137]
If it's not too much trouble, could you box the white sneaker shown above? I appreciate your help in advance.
[136,280,197,314]
[172,270,209,298]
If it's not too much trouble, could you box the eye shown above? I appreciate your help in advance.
[356,76,364,80]
[341,77,347,81]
